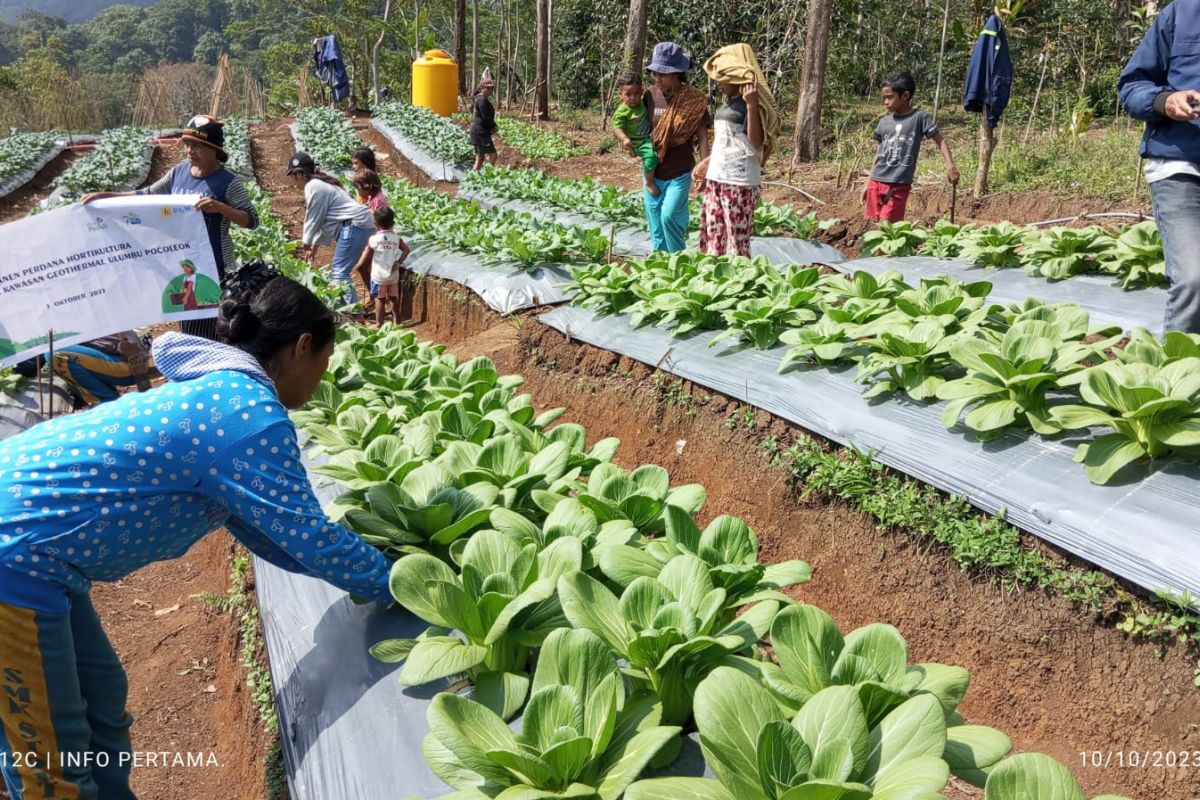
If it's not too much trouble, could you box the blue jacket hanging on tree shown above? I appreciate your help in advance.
[312,35,351,102]
[963,13,1012,128]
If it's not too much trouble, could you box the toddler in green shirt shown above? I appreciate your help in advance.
[612,71,660,196]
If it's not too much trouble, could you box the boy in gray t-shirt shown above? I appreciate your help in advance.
[863,72,959,222]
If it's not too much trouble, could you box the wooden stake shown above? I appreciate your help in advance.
[46,329,54,420]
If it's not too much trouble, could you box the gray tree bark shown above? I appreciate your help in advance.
[454,0,467,96]
[534,0,550,119]
[621,0,649,73]
[792,0,833,163]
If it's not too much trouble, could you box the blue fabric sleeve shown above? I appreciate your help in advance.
[202,420,393,604]
[1119,6,1174,123]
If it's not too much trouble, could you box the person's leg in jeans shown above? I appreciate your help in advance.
[643,178,668,251]
[1150,174,1200,333]
[70,592,135,798]
[331,224,371,306]
[659,173,692,253]
[0,595,134,799]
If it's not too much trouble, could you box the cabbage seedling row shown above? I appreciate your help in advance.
[381,175,609,269]
[374,101,473,165]
[862,219,1166,291]
[294,106,362,171]
[287,323,1130,800]
[569,251,1200,485]
[461,164,839,239]
[494,117,587,160]
[53,126,152,198]
[0,131,62,196]
[223,118,343,306]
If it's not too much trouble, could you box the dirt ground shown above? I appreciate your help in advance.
[248,122,1200,800]
[394,276,1200,800]
[3,113,1188,800]
[0,143,178,225]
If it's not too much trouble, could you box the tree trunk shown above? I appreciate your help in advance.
[792,0,833,163]
[372,0,394,106]
[534,0,549,119]
[413,0,421,60]
[454,0,467,96]
[974,111,997,197]
[546,0,553,109]
[496,0,505,108]
[931,0,951,124]
[471,0,479,90]
[621,0,649,73]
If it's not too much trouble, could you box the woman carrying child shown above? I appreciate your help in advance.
[694,43,781,258]
[643,42,711,253]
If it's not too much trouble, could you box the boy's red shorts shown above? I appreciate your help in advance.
[865,179,912,222]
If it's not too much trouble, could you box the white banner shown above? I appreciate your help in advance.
[0,195,221,365]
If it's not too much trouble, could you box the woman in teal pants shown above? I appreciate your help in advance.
[643,42,711,252]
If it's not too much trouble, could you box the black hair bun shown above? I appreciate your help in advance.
[218,298,261,344]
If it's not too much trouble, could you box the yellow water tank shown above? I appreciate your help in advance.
[412,49,459,116]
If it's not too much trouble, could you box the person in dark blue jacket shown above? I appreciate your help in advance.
[0,277,392,798]
[963,12,1012,129]
[1118,0,1200,333]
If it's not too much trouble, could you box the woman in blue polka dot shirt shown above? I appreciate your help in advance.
[0,277,393,799]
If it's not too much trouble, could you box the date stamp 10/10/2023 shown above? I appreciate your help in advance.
[1079,750,1200,770]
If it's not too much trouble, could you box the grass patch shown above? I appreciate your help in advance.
[818,102,1146,204]
[770,433,1200,685]
[197,546,285,799]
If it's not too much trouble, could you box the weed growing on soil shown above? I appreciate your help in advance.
[197,547,280,732]
[775,435,1200,685]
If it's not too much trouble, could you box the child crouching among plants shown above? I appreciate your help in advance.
[355,205,411,327]
[612,71,660,197]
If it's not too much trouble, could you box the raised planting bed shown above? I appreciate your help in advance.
[253,323,1127,800]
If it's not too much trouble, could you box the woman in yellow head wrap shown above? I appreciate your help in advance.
[694,43,781,257]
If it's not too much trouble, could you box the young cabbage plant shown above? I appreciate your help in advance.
[761,603,1011,787]
[936,319,1112,436]
[558,558,780,727]
[596,508,811,612]
[1112,328,1200,368]
[1050,358,1200,484]
[626,666,958,800]
[1021,227,1113,281]
[573,462,706,537]
[857,278,995,338]
[983,753,1131,800]
[860,221,927,257]
[406,628,681,799]
[489,497,639,572]
[855,319,961,401]
[921,220,975,259]
[778,314,862,369]
[1099,220,1165,290]
[818,269,910,303]
[956,222,1027,269]
[371,531,583,716]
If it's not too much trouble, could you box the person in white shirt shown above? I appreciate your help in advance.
[286,151,375,307]
[354,206,411,327]
[692,43,781,258]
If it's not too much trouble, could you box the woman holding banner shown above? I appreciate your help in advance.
[83,114,258,340]
[0,265,392,798]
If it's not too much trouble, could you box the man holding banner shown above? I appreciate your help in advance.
[82,115,257,339]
